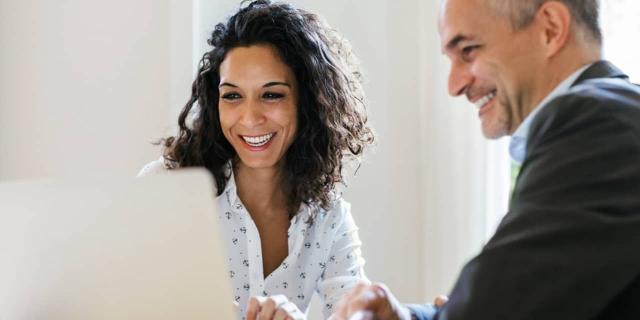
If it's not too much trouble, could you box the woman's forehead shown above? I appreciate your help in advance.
[219,45,296,85]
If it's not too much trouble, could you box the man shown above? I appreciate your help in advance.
[332,0,640,319]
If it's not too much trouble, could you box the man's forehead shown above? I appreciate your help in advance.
[438,0,496,49]
[438,13,476,51]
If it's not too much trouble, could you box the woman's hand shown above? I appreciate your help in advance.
[246,294,306,320]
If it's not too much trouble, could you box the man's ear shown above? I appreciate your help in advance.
[535,1,572,58]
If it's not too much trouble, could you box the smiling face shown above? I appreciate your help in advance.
[218,44,298,171]
[439,0,545,139]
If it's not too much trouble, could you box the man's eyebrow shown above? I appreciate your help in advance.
[446,34,471,51]
[219,82,238,88]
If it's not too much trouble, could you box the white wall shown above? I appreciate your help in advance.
[0,0,181,180]
[602,0,640,82]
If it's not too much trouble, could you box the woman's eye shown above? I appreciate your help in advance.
[263,92,285,100]
[221,92,241,100]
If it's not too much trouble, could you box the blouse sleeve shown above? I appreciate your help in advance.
[136,157,169,177]
[315,200,370,318]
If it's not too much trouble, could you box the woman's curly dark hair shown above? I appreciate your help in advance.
[162,0,374,219]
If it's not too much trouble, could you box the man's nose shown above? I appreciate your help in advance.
[448,61,473,97]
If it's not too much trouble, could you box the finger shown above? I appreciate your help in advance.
[333,288,356,318]
[345,283,404,320]
[332,289,358,318]
[267,294,290,306]
[348,310,375,320]
[434,295,449,308]
[356,283,386,307]
[351,281,370,296]
[280,301,305,320]
[246,296,264,320]
[371,283,390,299]
[273,307,290,320]
[332,282,373,319]
[257,296,285,320]
[371,283,412,319]
[344,286,381,316]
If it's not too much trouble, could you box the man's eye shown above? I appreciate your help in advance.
[221,93,241,100]
[263,92,285,100]
[461,45,480,59]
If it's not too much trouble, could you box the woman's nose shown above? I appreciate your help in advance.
[239,99,266,127]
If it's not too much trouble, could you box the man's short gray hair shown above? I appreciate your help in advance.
[488,0,602,44]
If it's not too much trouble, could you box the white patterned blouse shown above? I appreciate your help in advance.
[138,158,369,319]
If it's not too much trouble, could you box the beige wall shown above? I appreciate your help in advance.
[0,0,178,180]
[602,0,640,82]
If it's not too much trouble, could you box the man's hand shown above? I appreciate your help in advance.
[245,294,305,320]
[330,282,412,320]
[433,295,448,309]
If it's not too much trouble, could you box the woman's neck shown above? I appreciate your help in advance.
[234,162,287,218]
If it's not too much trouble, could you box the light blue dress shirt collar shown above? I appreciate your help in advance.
[509,64,592,163]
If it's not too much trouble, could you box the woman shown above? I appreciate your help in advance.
[139,1,374,319]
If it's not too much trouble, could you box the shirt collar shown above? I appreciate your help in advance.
[222,164,241,210]
[509,64,592,163]
[221,163,314,223]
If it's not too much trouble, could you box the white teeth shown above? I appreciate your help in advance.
[241,133,275,147]
[474,91,496,109]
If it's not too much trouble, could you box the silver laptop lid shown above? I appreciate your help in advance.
[0,169,235,319]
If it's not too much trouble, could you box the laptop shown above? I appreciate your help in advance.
[0,169,236,319]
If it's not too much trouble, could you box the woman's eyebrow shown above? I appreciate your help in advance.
[264,81,291,88]
[219,82,238,88]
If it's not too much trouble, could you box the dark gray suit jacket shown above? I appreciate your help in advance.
[410,61,640,320]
